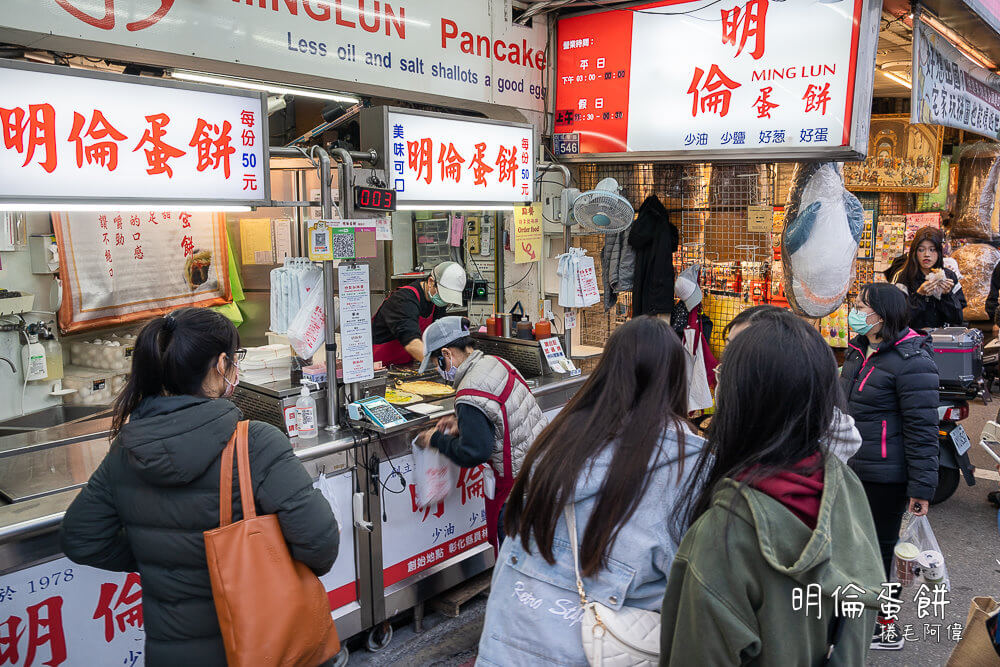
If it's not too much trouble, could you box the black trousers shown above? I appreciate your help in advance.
[862,481,909,580]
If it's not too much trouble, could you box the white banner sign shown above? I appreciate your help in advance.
[380,455,489,588]
[384,110,534,205]
[53,210,230,333]
[0,60,267,205]
[912,19,1000,139]
[0,558,145,667]
[338,263,374,383]
[554,0,879,160]
[0,0,546,112]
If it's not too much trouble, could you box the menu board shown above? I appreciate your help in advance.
[338,264,374,384]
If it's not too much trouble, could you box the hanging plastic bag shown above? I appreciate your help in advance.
[411,439,457,509]
[892,515,950,590]
[286,277,326,359]
[575,252,601,308]
[481,463,496,500]
[312,473,342,537]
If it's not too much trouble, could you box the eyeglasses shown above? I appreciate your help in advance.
[232,348,247,363]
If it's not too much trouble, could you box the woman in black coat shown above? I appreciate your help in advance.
[887,226,966,330]
[841,284,939,649]
[61,308,339,667]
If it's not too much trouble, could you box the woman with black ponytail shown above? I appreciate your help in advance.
[61,308,339,667]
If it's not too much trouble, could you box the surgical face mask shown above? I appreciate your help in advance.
[430,291,448,307]
[218,366,239,398]
[848,309,877,335]
[437,365,457,382]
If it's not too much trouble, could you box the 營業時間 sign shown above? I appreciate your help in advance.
[0,59,268,206]
[362,107,534,207]
[553,0,881,161]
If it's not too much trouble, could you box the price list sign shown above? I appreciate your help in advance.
[553,0,878,161]
[338,264,374,384]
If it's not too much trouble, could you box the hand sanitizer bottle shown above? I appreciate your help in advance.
[296,380,318,439]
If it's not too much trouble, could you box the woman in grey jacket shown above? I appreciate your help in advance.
[477,316,703,665]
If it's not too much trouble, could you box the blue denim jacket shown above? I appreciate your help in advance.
[476,425,705,666]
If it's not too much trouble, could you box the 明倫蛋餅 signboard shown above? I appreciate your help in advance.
[553,0,881,162]
[0,0,548,112]
[0,59,269,207]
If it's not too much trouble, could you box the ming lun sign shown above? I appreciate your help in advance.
[0,59,269,206]
[553,0,881,161]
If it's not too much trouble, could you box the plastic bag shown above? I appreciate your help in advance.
[892,515,950,590]
[954,244,1000,321]
[684,328,714,412]
[952,142,1000,241]
[286,274,326,359]
[411,439,457,509]
[312,473,342,537]
[481,464,496,500]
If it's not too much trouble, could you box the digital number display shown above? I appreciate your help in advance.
[354,186,396,211]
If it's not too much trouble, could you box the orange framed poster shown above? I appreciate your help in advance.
[53,210,230,333]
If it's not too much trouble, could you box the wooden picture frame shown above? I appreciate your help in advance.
[843,115,945,193]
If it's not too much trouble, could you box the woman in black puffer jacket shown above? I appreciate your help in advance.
[886,226,966,330]
[841,284,939,587]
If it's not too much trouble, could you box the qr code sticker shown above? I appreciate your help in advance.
[332,231,355,259]
[314,231,328,248]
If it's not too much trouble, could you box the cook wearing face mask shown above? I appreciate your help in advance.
[371,261,468,368]
[414,316,548,553]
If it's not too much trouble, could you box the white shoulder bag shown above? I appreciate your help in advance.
[565,504,660,666]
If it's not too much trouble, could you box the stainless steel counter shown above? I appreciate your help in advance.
[0,370,586,551]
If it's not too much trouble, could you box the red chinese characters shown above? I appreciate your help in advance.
[803,83,832,115]
[93,573,143,643]
[437,142,465,183]
[469,142,494,187]
[753,86,779,119]
[180,235,195,258]
[133,113,186,177]
[0,596,67,667]
[189,119,235,179]
[68,110,127,171]
[1,104,58,173]
[409,485,444,522]
[495,145,517,188]
[456,466,485,505]
[721,0,768,60]
[688,65,741,117]
[407,138,433,185]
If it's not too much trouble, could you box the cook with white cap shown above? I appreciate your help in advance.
[414,316,547,552]
[371,261,467,367]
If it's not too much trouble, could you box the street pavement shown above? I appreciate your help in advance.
[346,400,1000,666]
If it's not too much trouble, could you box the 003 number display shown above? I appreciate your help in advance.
[354,186,396,211]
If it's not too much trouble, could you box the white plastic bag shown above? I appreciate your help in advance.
[684,329,714,412]
[893,515,950,590]
[286,274,326,359]
[576,253,601,308]
[312,473,342,537]
[411,439,457,509]
[481,464,496,500]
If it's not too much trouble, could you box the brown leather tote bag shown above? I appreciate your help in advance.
[204,421,340,667]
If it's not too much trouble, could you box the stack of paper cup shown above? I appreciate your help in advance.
[894,542,920,585]
[917,550,947,585]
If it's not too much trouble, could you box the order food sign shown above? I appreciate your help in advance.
[554,0,881,161]
[362,107,534,207]
[0,59,268,206]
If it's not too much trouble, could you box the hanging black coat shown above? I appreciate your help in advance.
[628,195,679,316]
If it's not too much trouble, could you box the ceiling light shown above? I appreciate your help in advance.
[919,13,997,70]
[0,203,252,212]
[881,70,912,89]
[395,204,518,212]
[169,70,360,104]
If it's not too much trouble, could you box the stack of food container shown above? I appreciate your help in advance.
[62,334,135,405]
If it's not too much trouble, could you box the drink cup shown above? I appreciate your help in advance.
[894,542,920,585]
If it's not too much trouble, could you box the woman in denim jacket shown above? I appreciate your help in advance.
[476,316,704,665]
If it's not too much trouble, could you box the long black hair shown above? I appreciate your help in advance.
[858,282,911,343]
[684,311,839,529]
[112,308,239,436]
[504,316,689,576]
[897,226,945,290]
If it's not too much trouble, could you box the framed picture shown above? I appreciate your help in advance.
[843,116,945,192]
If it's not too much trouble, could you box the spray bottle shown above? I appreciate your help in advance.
[296,379,319,439]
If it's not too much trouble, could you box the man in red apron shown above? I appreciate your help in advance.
[414,317,547,552]
[371,261,467,367]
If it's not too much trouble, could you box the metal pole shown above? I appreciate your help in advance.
[537,163,574,360]
[317,147,340,431]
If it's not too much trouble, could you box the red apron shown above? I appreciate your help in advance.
[372,285,434,367]
[455,358,527,553]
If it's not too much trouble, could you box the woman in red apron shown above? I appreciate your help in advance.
[371,285,436,366]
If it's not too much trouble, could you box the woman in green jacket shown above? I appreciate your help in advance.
[660,311,885,666]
